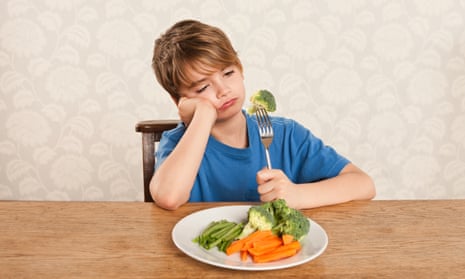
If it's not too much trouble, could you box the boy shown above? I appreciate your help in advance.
[151,19,375,210]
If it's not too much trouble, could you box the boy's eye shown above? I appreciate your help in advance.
[196,85,208,93]
[224,70,234,77]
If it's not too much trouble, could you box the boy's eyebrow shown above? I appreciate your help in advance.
[185,65,229,88]
[187,78,206,89]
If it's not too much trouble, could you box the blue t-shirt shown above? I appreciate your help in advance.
[155,111,349,202]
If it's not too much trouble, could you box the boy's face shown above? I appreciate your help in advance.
[178,64,245,120]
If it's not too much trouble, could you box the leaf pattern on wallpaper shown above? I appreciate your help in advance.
[1,0,465,201]
[0,184,13,199]
[97,20,142,58]
[1,70,26,93]
[28,57,51,77]
[452,76,465,98]
[444,160,465,181]
[37,11,62,31]
[373,23,413,61]
[13,89,35,108]
[6,159,32,182]
[19,177,42,196]
[46,66,90,103]
[50,154,92,190]
[83,186,104,201]
[320,67,362,104]
[6,110,52,147]
[99,111,138,147]
[52,45,80,64]
[7,0,35,16]
[42,104,67,122]
[77,6,98,23]
[342,28,367,52]
[67,116,94,138]
[407,69,447,105]
[65,24,91,47]
[33,146,56,165]
[110,178,134,199]
[0,140,16,155]
[284,22,326,59]
[96,72,123,94]
[98,160,123,181]
[1,18,46,57]
[451,115,465,147]
[57,136,83,153]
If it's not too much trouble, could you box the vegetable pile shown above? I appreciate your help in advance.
[193,199,310,263]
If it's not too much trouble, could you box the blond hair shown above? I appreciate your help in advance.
[152,20,243,102]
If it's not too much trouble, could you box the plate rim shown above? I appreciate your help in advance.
[171,205,328,271]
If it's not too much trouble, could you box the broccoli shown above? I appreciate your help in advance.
[270,198,292,217]
[247,89,277,114]
[237,199,310,242]
[237,204,276,239]
[271,199,310,241]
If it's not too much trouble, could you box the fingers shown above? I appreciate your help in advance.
[257,181,273,195]
[256,168,282,184]
[256,169,290,202]
[256,169,299,205]
[257,182,276,202]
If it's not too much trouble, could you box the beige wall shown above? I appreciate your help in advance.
[1,0,465,201]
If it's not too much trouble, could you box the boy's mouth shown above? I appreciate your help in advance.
[219,98,237,110]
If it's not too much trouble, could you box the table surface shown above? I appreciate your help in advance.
[1,200,464,278]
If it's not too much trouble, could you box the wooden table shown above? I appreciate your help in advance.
[1,200,464,278]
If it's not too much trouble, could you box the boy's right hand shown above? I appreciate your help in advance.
[178,97,217,127]
[256,168,301,209]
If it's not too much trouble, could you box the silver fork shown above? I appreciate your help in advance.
[255,105,274,169]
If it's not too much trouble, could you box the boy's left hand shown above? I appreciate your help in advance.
[256,168,298,206]
[177,96,217,127]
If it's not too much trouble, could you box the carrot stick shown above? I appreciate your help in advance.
[248,236,283,256]
[252,235,282,249]
[240,230,273,251]
[226,240,245,255]
[252,247,298,263]
[244,230,273,242]
[282,234,294,245]
[241,241,253,252]
[277,240,301,252]
[251,240,302,263]
[248,244,281,256]
[253,229,273,237]
[225,230,273,255]
[240,250,249,262]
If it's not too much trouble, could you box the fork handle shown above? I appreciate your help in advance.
[265,149,272,169]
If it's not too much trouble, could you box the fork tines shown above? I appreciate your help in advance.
[256,105,273,169]
[256,106,273,136]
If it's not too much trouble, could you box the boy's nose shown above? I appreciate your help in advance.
[216,82,229,98]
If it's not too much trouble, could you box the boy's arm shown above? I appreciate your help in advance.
[150,98,217,210]
[257,163,375,209]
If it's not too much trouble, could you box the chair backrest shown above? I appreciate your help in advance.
[135,120,179,202]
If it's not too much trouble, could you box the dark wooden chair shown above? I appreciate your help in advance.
[135,120,179,202]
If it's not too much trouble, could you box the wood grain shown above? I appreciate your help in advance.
[1,200,464,278]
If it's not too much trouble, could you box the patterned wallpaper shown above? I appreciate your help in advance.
[1,0,465,201]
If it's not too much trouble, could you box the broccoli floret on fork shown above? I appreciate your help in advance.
[247,89,276,114]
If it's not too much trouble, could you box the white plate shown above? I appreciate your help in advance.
[171,205,328,271]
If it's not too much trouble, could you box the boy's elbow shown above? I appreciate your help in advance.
[154,198,184,211]
[343,163,376,200]
[150,182,188,210]
[364,175,376,200]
